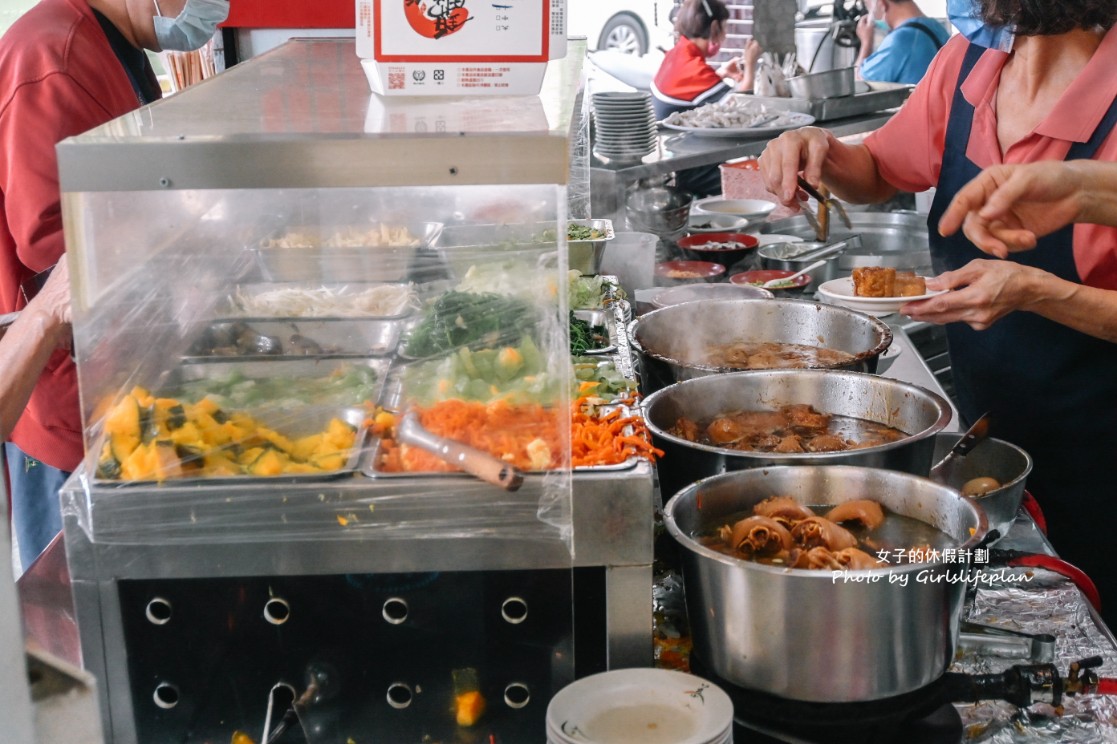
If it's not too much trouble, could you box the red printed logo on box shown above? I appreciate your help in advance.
[404,0,472,39]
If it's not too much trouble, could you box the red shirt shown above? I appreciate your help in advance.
[0,0,150,469]
[865,30,1117,290]
[651,36,732,119]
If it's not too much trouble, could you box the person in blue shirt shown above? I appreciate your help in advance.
[855,0,951,84]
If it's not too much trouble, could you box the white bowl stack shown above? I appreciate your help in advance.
[592,92,657,163]
[546,668,734,744]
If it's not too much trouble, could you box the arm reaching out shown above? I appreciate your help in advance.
[0,259,72,441]
[938,160,1117,257]
[757,127,896,207]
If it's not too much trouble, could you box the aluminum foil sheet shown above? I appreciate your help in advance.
[954,567,1117,742]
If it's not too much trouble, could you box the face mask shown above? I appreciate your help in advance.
[874,20,890,33]
[946,0,1014,52]
[153,0,229,52]
[707,41,722,57]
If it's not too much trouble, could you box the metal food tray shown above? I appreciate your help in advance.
[93,406,369,487]
[437,219,614,277]
[438,220,614,249]
[359,420,641,480]
[608,298,636,379]
[163,357,390,411]
[225,281,416,320]
[184,317,404,360]
[734,82,913,122]
[249,221,443,283]
[572,308,617,355]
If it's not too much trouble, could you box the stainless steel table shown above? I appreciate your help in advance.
[589,112,895,224]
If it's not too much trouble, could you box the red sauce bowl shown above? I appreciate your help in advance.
[730,269,812,295]
[676,232,760,266]
[656,260,727,283]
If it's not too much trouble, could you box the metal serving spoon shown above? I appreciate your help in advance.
[761,259,826,288]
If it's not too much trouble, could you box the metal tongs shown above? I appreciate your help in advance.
[797,176,852,242]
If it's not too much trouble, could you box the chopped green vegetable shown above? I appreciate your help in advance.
[167,364,378,411]
[567,224,605,241]
[401,337,564,405]
[569,312,608,355]
[572,357,637,399]
[405,291,539,358]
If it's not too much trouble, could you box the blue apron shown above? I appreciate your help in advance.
[927,43,1117,612]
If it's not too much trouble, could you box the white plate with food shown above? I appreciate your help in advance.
[661,111,815,138]
[816,276,946,316]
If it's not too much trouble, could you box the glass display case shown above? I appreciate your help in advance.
[56,38,653,744]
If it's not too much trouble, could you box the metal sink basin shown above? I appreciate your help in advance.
[762,211,932,275]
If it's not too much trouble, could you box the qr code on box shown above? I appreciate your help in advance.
[389,68,405,91]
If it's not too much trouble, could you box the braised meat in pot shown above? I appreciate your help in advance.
[670,404,907,453]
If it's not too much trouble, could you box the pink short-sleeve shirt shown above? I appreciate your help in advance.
[864,29,1117,290]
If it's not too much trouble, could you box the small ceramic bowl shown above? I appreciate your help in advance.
[687,213,750,234]
[730,268,813,296]
[676,232,759,268]
[691,197,777,220]
[655,260,726,284]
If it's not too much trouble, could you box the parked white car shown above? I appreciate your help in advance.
[568,0,677,56]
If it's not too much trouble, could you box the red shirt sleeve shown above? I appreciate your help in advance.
[863,35,970,194]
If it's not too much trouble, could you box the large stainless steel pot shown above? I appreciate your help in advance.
[664,465,987,702]
[630,298,892,394]
[762,211,932,276]
[643,369,951,498]
[932,432,1032,544]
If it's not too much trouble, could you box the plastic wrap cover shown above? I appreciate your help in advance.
[62,183,576,553]
[955,570,1117,741]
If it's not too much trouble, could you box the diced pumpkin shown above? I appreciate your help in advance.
[455,690,486,727]
[322,419,357,451]
[256,426,295,455]
[192,397,221,418]
[203,451,241,476]
[291,433,323,461]
[168,421,203,448]
[310,452,345,471]
[103,392,142,440]
[152,398,187,435]
[247,448,288,476]
[99,390,361,480]
[119,441,183,481]
[128,386,155,408]
[96,441,122,479]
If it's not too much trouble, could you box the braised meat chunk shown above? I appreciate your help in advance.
[669,404,909,454]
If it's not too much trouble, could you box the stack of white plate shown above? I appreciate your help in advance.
[592,92,657,163]
[546,668,734,744]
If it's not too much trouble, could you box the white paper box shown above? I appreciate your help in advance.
[356,0,568,96]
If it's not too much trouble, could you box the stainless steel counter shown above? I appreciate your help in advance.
[590,111,895,223]
[19,308,1117,743]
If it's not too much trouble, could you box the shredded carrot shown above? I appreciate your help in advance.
[377,395,662,473]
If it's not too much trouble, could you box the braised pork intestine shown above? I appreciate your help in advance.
[700,497,908,570]
[699,495,956,570]
[670,403,907,453]
[698,341,855,370]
